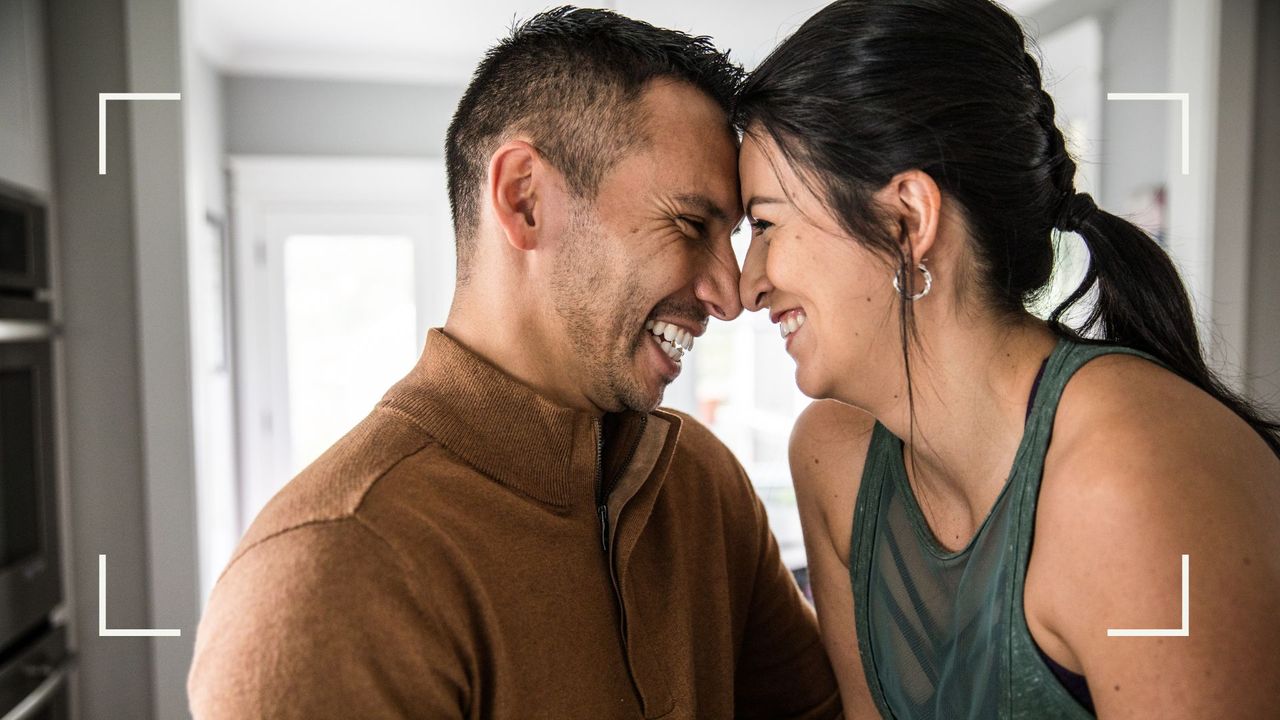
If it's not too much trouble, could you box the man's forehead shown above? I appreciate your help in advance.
[600,80,740,219]
[636,79,735,148]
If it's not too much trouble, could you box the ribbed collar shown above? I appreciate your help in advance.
[379,328,674,508]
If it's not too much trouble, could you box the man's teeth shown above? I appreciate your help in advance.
[644,320,694,362]
[779,311,807,339]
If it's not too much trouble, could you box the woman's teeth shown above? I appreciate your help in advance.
[645,320,694,363]
[779,310,806,339]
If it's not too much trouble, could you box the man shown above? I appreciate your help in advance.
[188,7,840,718]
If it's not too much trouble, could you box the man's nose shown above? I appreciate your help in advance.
[695,243,743,322]
[738,237,771,313]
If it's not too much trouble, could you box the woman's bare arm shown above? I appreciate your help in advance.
[790,399,882,718]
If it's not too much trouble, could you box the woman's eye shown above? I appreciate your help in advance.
[749,218,774,237]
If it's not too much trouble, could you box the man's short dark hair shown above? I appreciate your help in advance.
[445,6,744,283]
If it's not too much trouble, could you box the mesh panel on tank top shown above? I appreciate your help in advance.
[848,339,1160,719]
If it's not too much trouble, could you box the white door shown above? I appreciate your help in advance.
[230,158,454,528]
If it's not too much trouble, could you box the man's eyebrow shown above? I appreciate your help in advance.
[745,196,785,216]
[673,193,733,225]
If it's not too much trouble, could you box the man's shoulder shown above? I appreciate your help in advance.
[231,406,444,569]
[188,512,469,717]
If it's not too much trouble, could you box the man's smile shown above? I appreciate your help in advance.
[644,319,696,364]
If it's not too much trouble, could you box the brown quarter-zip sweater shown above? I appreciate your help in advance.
[188,329,841,719]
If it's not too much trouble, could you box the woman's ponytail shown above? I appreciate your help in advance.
[1049,192,1280,456]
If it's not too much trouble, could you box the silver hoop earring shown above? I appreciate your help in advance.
[892,263,933,301]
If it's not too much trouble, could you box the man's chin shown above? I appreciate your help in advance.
[639,387,666,413]
[609,364,667,414]
[618,377,665,414]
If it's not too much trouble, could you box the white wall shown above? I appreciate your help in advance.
[224,75,464,157]
[1162,0,1258,388]
[1098,0,1171,215]
[189,56,226,211]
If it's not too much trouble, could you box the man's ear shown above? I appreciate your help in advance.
[487,140,545,252]
[882,169,941,265]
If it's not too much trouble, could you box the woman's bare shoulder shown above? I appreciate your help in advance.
[1031,352,1280,716]
[1040,352,1279,575]
[1047,351,1278,489]
[789,399,877,549]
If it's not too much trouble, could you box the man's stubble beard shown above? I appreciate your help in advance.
[549,214,659,414]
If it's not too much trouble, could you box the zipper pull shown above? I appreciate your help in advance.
[598,504,610,552]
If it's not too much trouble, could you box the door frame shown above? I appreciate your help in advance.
[227,156,453,528]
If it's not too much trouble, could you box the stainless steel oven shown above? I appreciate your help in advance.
[0,184,69,720]
[0,333,60,651]
[0,626,70,720]
[0,189,48,297]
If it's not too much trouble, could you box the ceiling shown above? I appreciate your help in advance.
[192,0,1060,85]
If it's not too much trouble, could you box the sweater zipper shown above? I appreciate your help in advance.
[595,421,608,551]
[594,414,648,553]
[594,414,649,703]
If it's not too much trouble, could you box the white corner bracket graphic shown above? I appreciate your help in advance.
[1105,92,1190,175]
[1106,553,1190,637]
[97,92,182,175]
[98,554,181,637]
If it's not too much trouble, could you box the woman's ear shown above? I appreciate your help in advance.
[487,140,544,252]
[884,169,942,265]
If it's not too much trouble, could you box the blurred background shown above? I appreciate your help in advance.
[0,0,1276,716]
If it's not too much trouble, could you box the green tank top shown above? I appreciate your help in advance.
[849,339,1158,719]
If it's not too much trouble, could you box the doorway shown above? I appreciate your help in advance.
[228,157,454,529]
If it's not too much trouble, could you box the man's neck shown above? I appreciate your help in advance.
[442,303,605,417]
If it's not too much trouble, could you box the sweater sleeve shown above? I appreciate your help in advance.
[187,518,469,719]
[733,469,844,720]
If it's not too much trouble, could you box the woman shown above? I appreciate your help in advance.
[734,0,1280,717]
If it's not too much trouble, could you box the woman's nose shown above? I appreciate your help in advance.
[739,236,772,312]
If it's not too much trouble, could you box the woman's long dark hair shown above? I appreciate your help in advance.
[734,0,1280,455]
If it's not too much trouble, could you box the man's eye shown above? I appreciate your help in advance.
[677,216,707,237]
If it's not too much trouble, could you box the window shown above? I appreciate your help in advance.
[282,234,418,473]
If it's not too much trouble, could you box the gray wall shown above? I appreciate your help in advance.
[1098,0,1171,214]
[1247,0,1280,406]
[223,75,464,157]
[124,0,202,715]
[46,0,156,716]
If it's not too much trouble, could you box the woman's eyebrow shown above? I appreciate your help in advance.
[745,196,784,216]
